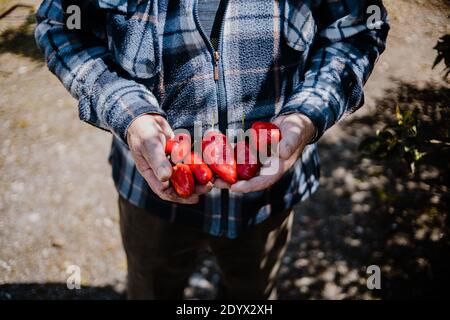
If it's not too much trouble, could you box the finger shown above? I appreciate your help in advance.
[195,182,214,195]
[279,122,302,160]
[272,115,284,127]
[279,133,299,160]
[230,157,285,193]
[140,168,170,200]
[162,187,200,204]
[230,175,275,193]
[143,138,173,182]
[213,178,231,189]
[139,166,199,204]
[155,116,174,140]
[133,149,172,193]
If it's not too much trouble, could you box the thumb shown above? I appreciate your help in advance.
[143,138,173,182]
[279,132,301,159]
[278,122,302,160]
[155,115,174,140]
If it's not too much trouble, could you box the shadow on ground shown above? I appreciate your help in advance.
[182,81,449,300]
[1,82,448,300]
[0,12,43,63]
[0,4,448,298]
[277,81,450,299]
[0,283,124,300]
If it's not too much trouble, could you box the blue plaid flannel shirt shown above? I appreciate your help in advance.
[35,0,389,238]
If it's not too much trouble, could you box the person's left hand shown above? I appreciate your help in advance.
[227,113,316,193]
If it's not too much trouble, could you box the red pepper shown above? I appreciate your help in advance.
[165,133,191,164]
[164,139,177,154]
[202,131,238,185]
[234,140,260,180]
[170,163,195,198]
[249,121,282,157]
[185,151,213,185]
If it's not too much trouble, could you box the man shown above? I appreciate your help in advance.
[35,0,389,299]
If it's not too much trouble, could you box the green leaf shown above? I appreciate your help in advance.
[413,149,426,161]
[408,125,418,137]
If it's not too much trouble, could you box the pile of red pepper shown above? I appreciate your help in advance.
[165,122,281,197]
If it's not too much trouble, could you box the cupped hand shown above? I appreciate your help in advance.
[127,114,213,204]
[230,113,316,193]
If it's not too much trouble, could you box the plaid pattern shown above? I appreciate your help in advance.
[197,0,221,38]
[35,0,389,238]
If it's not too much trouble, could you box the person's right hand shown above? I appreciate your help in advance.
[127,114,212,204]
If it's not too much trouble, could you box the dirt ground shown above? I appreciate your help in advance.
[0,0,449,299]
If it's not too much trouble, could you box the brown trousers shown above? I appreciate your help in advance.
[118,196,293,300]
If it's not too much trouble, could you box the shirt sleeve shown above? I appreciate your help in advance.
[279,0,390,143]
[34,0,165,143]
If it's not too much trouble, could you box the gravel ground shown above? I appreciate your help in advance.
[0,0,449,300]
